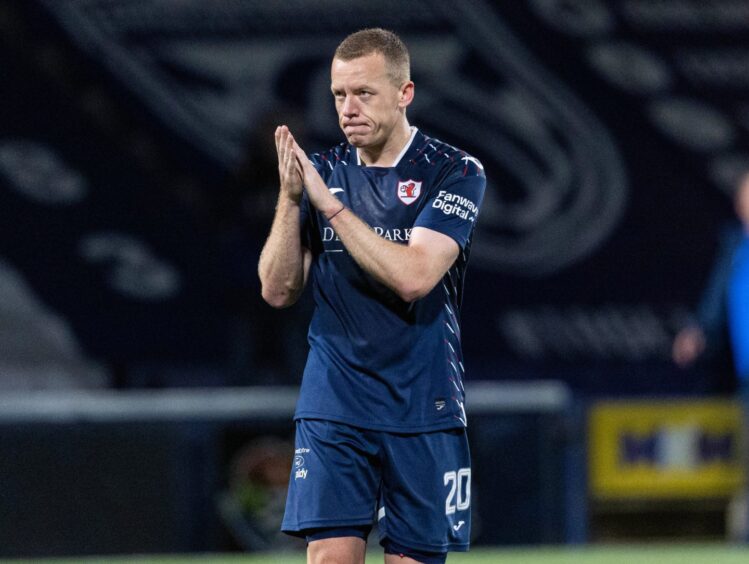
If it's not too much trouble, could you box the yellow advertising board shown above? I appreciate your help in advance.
[589,400,744,499]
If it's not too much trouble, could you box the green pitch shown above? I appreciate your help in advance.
[11,544,749,564]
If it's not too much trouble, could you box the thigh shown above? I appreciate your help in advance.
[307,536,367,564]
[377,428,471,553]
[281,419,380,535]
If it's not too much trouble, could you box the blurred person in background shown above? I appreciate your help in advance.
[672,170,749,540]
[672,171,749,383]
[258,28,485,564]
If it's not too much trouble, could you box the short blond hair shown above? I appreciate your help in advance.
[334,28,410,86]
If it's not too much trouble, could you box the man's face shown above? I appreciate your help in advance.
[330,53,408,149]
[735,174,749,226]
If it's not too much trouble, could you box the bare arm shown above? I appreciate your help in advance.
[331,216,459,302]
[294,141,459,303]
[258,126,312,308]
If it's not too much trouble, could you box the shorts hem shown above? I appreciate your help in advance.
[282,516,374,537]
[293,412,466,433]
[379,532,470,553]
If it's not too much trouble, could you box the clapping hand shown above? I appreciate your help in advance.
[291,138,344,220]
[275,125,303,203]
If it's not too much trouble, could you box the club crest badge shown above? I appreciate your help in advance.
[397,179,422,205]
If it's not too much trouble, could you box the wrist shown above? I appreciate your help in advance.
[279,181,303,202]
[326,204,346,221]
[277,192,302,210]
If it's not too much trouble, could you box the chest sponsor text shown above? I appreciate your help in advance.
[323,226,412,242]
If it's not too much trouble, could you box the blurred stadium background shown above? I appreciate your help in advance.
[1,0,749,560]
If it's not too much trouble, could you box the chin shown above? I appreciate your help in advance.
[346,134,370,148]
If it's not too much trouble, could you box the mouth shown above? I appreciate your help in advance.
[343,123,369,134]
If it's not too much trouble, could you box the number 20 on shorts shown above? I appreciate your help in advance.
[444,468,471,515]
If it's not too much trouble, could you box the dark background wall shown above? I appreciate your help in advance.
[2,0,745,396]
[0,0,746,555]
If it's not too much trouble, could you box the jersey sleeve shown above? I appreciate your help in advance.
[413,160,486,249]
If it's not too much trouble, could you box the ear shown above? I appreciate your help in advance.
[398,81,415,109]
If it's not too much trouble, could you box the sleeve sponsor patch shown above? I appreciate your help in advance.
[432,190,479,222]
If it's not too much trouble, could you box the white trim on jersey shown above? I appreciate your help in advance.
[356,127,418,168]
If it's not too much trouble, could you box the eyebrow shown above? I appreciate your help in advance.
[331,84,375,93]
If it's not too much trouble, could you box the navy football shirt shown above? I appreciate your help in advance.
[295,128,486,432]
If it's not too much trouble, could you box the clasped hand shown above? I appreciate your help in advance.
[275,125,341,217]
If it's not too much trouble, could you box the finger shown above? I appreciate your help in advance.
[292,139,313,168]
[284,133,295,164]
[276,134,286,166]
[277,125,289,152]
[285,136,299,176]
[293,148,312,174]
[286,150,298,177]
[290,137,305,157]
[293,151,306,173]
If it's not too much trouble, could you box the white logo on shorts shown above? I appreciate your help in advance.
[453,520,465,531]
[294,448,309,479]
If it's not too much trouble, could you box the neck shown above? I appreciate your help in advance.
[358,119,412,167]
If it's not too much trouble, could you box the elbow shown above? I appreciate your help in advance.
[393,279,435,304]
[261,285,299,309]
[258,264,304,308]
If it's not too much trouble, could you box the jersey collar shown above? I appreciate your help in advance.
[356,127,418,168]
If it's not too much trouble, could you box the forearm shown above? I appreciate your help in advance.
[329,209,437,302]
[258,196,306,308]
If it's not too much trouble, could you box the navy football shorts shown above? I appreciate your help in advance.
[281,418,471,554]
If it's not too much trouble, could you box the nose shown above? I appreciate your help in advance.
[341,94,358,117]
